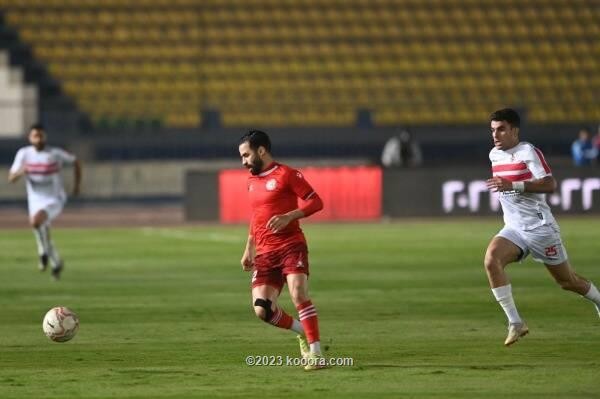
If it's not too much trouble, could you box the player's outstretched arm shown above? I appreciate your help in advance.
[486,176,556,193]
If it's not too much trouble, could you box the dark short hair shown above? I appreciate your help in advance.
[579,127,591,134]
[30,123,45,131]
[239,130,271,153]
[490,108,520,128]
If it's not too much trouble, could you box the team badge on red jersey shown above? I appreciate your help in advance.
[266,179,277,191]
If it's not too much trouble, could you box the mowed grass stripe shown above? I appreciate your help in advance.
[0,218,598,398]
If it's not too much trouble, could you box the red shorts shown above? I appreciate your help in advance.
[251,243,309,292]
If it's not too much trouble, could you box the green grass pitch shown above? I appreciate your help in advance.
[0,218,599,398]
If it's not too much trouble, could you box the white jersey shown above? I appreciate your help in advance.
[489,141,556,231]
[10,145,76,213]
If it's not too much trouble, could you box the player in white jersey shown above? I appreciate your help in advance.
[8,124,82,280]
[484,108,600,346]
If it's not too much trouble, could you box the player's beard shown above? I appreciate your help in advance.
[33,143,46,151]
[249,157,264,175]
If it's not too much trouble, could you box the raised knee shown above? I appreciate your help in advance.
[253,306,268,320]
[30,219,42,228]
[253,298,273,322]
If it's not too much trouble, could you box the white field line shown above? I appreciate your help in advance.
[140,228,243,243]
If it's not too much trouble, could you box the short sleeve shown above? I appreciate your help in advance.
[54,148,76,164]
[10,148,25,174]
[287,169,315,200]
[526,145,552,179]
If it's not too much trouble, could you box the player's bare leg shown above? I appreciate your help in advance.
[484,236,529,345]
[287,273,326,370]
[30,210,49,271]
[251,284,304,334]
[545,261,600,318]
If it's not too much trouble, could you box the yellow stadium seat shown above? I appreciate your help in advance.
[1,0,597,127]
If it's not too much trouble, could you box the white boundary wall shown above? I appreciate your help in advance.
[0,50,38,137]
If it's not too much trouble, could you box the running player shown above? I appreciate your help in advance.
[484,108,600,346]
[238,130,325,370]
[8,124,82,280]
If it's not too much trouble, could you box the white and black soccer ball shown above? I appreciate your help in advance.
[42,306,79,342]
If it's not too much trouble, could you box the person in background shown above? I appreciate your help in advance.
[593,124,600,156]
[571,128,597,166]
[8,123,82,280]
[381,128,423,168]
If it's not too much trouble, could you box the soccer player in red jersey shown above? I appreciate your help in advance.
[238,130,325,370]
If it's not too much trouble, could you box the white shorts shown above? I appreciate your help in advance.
[29,199,64,222]
[496,223,568,266]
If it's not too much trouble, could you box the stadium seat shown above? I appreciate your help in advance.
[1,0,597,127]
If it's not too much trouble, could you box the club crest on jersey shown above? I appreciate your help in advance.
[266,179,277,191]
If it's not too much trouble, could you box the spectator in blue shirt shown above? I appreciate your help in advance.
[571,128,597,166]
[593,124,600,155]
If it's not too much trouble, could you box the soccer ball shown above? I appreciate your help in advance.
[42,306,79,342]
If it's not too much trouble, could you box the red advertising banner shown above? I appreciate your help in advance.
[219,166,382,223]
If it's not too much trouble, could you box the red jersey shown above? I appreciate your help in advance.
[247,162,316,254]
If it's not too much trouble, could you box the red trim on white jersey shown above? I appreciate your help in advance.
[27,169,59,176]
[26,162,58,167]
[533,147,551,174]
[492,162,527,172]
[500,172,533,182]
[492,161,531,181]
[26,162,59,175]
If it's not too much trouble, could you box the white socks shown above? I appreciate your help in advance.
[492,283,600,323]
[309,341,321,355]
[33,225,48,256]
[291,321,321,355]
[33,224,61,268]
[492,284,523,325]
[584,283,600,305]
[290,319,304,335]
[584,283,600,316]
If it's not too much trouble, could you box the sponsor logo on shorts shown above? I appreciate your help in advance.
[545,245,558,257]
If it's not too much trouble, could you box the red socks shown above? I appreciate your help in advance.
[269,308,293,330]
[296,300,320,344]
